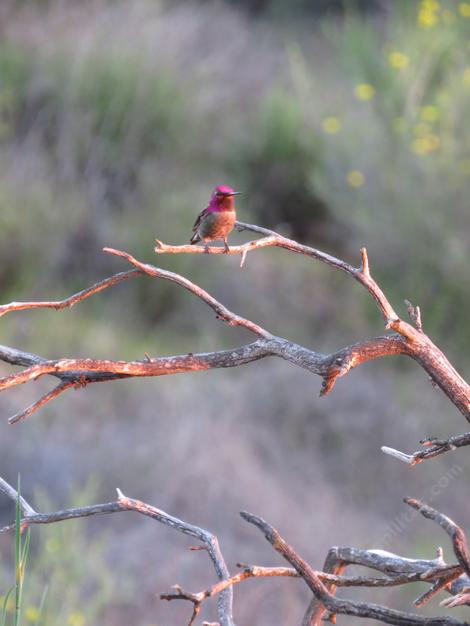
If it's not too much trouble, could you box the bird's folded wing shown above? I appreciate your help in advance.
[191,207,209,235]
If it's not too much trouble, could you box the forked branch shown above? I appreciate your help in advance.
[0,223,468,426]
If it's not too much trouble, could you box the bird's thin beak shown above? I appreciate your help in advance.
[229,191,241,196]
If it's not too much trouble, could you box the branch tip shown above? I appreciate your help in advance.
[320,371,340,396]
[405,299,423,331]
[360,247,370,276]
[381,446,414,464]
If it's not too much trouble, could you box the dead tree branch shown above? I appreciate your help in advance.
[1,476,469,626]
[0,270,140,317]
[0,477,234,626]
[382,432,470,465]
[241,510,469,626]
[0,223,468,429]
[161,560,466,623]
[303,546,467,624]
[405,499,470,578]
[156,220,470,419]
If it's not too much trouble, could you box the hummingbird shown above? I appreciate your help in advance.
[190,185,241,253]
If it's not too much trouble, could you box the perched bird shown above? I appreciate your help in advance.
[190,185,241,253]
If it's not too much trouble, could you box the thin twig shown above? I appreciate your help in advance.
[0,270,141,317]
[160,560,465,618]
[382,432,470,465]
[0,477,37,516]
[405,499,470,578]
[103,247,271,338]
[405,299,423,331]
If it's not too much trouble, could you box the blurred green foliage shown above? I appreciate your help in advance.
[0,481,126,626]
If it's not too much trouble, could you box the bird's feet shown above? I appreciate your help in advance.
[204,243,211,254]
[223,240,230,254]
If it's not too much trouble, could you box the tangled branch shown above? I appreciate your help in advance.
[243,498,470,626]
[1,477,467,626]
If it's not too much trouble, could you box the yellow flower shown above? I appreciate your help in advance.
[463,67,470,87]
[420,105,439,122]
[354,83,375,101]
[418,7,439,27]
[347,170,365,187]
[411,135,440,155]
[426,134,440,151]
[322,116,341,134]
[421,0,440,9]
[25,607,41,622]
[459,3,470,17]
[388,51,409,70]
[411,139,428,155]
[68,612,85,626]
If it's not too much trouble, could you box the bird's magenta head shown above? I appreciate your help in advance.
[213,185,240,198]
[208,185,241,212]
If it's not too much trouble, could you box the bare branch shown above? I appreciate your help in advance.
[303,545,469,623]
[241,511,467,626]
[440,592,470,608]
[0,476,37,516]
[382,432,470,465]
[161,566,298,626]
[405,299,423,331]
[155,221,469,419]
[156,220,399,323]
[155,234,279,260]
[0,481,235,626]
[103,247,271,338]
[0,270,141,317]
[360,247,370,278]
[161,559,466,623]
[414,572,459,608]
[405,498,470,578]
[8,381,75,424]
[0,335,411,423]
[1,224,468,422]
[2,477,469,624]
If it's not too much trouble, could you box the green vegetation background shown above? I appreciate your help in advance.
[0,1,469,625]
